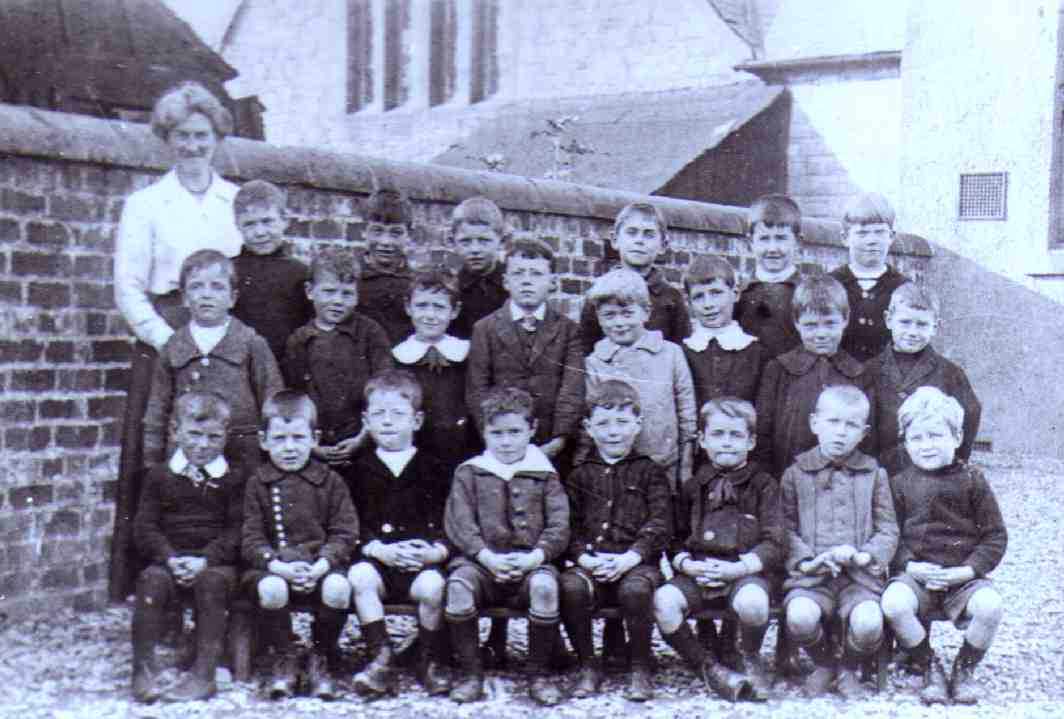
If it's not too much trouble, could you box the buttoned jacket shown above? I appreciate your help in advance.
[452,264,508,340]
[683,337,764,408]
[735,275,801,361]
[830,265,909,363]
[359,260,414,344]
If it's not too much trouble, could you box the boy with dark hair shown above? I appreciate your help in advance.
[449,196,509,340]
[735,194,804,361]
[284,247,394,468]
[346,370,454,697]
[444,386,570,705]
[754,273,876,477]
[242,390,358,701]
[560,380,671,702]
[829,192,909,362]
[579,201,691,354]
[881,387,1006,706]
[132,392,244,703]
[143,249,283,480]
[231,179,313,360]
[358,189,417,344]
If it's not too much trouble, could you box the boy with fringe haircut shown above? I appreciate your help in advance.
[358,189,417,343]
[450,196,510,340]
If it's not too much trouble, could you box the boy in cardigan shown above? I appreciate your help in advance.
[346,370,453,697]
[449,196,509,340]
[443,387,570,706]
[393,269,476,473]
[284,247,394,468]
[358,189,416,344]
[780,385,897,698]
[579,201,690,355]
[132,392,244,703]
[754,273,876,478]
[654,398,782,702]
[881,387,1006,706]
[143,249,283,481]
[231,180,313,361]
[829,193,909,363]
[866,283,982,474]
[734,194,804,361]
[584,268,697,491]
[242,391,358,701]
[560,380,671,702]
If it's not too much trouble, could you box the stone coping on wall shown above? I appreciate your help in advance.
[0,102,931,259]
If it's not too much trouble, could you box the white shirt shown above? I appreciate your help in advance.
[462,444,555,481]
[683,321,758,352]
[168,447,229,480]
[114,170,242,350]
[848,264,888,291]
[508,301,547,323]
[376,447,418,477]
[189,320,230,356]
[392,334,470,364]
[754,266,798,284]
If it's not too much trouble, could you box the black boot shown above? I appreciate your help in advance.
[353,620,397,697]
[835,649,865,700]
[602,618,629,671]
[131,584,165,704]
[449,617,484,703]
[664,622,753,701]
[416,628,452,696]
[482,617,509,669]
[739,624,772,697]
[306,651,340,701]
[800,627,836,698]
[920,652,950,706]
[716,619,743,671]
[948,641,986,705]
[266,650,301,700]
[527,621,564,706]
[131,652,161,704]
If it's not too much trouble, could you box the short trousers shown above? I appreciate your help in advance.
[354,558,444,600]
[446,558,560,619]
[889,572,995,630]
[668,573,773,615]
[784,575,881,622]
[561,564,663,611]
[240,568,349,607]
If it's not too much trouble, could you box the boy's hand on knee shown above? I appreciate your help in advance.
[594,550,641,583]
[308,558,330,581]
[701,559,746,583]
[578,553,602,572]
[478,549,518,582]
[829,545,858,565]
[509,548,546,576]
[906,561,941,585]
[928,565,975,591]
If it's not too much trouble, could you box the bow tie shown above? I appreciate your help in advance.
[419,345,451,373]
[705,477,738,511]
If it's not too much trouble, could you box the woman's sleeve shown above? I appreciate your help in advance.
[115,191,173,350]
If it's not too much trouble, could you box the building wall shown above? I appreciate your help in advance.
[0,103,928,619]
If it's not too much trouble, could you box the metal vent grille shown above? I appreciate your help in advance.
[958,172,1007,220]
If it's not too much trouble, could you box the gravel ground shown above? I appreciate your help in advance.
[2,451,1063,719]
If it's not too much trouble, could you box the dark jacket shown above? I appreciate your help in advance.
[358,261,414,344]
[144,318,283,466]
[580,266,690,355]
[671,462,783,572]
[466,302,585,444]
[683,338,764,408]
[866,346,982,465]
[345,448,452,552]
[829,264,909,363]
[283,313,394,445]
[242,460,359,570]
[444,451,570,562]
[134,463,245,566]
[452,264,508,340]
[232,247,313,361]
[565,453,672,563]
[735,275,801,361]
[755,347,876,477]
[889,461,1006,577]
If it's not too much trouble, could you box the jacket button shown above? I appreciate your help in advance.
[703,530,715,542]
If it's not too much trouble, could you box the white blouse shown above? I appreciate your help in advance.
[114,169,243,349]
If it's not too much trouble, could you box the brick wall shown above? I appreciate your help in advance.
[0,103,930,620]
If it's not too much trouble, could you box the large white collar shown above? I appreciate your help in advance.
[392,334,470,364]
[168,447,229,479]
[754,266,798,283]
[508,301,546,322]
[683,321,757,352]
[462,444,555,481]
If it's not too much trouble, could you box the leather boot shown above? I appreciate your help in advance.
[699,656,757,702]
[266,651,301,700]
[449,617,484,703]
[919,652,950,706]
[834,649,865,700]
[163,674,217,703]
[602,618,629,671]
[570,659,602,698]
[131,654,161,704]
[164,635,222,702]
[527,622,565,706]
[739,624,772,697]
[948,641,985,705]
[716,619,743,671]
[481,617,509,669]
[353,645,397,697]
[416,629,452,696]
[801,629,836,698]
[625,663,654,702]
[306,651,340,700]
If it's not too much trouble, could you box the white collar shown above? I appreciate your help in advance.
[848,264,888,280]
[392,334,470,364]
[683,321,757,352]
[189,320,230,355]
[376,447,417,477]
[754,266,798,283]
[168,447,229,479]
[508,301,546,322]
[462,443,555,481]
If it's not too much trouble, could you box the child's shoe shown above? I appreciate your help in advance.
[449,617,484,703]
[602,619,629,671]
[131,657,161,704]
[800,633,836,698]
[834,652,864,699]
[415,629,452,696]
[266,652,301,700]
[163,675,217,703]
[353,645,398,697]
[739,625,772,695]
[715,619,743,671]
[449,673,484,703]
[919,653,950,705]
[624,664,654,702]
[570,660,602,698]
[699,656,756,701]
[948,641,985,705]
[529,675,564,706]
[306,652,340,701]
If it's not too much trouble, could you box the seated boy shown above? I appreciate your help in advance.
[143,249,283,480]
[755,273,876,478]
[781,385,898,698]
[682,255,763,408]
[829,193,909,363]
[131,392,244,703]
[866,282,982,474]
[231,179,313,361]
[393,269,477,473]
[284,247,393,468]
[584,268,697,490]
[345,370,453,697]
[734,194,804,361]
[449,196,509,340]
[443,387,570,706]
[560,380,671,702]
[241,390,359,701]
[579,201,690,355]
[654,398,781,702]
[881,387,1006,706]
[358,189,416,344]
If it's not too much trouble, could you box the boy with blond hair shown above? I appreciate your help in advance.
[450,196,509,340]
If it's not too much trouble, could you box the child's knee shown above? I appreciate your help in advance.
[848,600,884,648]
[967,587,1004,624]
[528,572,559,610]
[410,570,445,606]
[321,574,352,610]
[732,584,770,626]
[445,577,476,618]
[786,598,822,641]
[258,576,289,610]
[559,571,592,607]
[348,562,383,595]
[617,574,655,613]
[880,582,918,621]
[653,585,687,627]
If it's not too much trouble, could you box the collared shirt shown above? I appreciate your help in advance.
[189,320,230,356]
[115,170,242,349]
[462,444,555,482]
[683,321,757,353]
[508,301,547,324]
[168,447,229,481]
[579,265,691,354]
[392,334,470,364]
[376,447,417,477]
[754,266,798,284]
